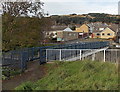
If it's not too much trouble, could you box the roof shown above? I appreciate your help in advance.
[87,22,118,33]
[63,27,73,32]
[108,24,119,32]
[87,22,108,32]
[51,25,67,31]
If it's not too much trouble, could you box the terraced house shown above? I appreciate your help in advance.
[74,24,90,38]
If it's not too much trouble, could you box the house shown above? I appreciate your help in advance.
[45,25,67,39]
[87,22,108,32]
[116,23,120,43]
[75,24,89,33]
[88,22,118,39]
[45,26,78,42]
[93,27,116,39]
[74,24,90,38]
[57,31,78,41]
[63,27,73,32]
[57,27,78,41]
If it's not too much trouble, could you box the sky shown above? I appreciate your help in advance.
[41,0,120,15]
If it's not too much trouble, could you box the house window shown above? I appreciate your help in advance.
[96,33,100,36]
[102,33,105,35]
[69,33,72,36]
[107,33,111,36]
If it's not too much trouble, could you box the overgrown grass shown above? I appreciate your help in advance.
[2,67,22,80]
[15,60,118,90]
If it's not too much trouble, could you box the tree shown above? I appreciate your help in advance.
[2,0,44,18]
[2,0,53,51]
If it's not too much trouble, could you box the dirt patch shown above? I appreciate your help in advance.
[2,60,48,90]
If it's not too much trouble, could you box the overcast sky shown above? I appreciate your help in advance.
[42,0,120,15]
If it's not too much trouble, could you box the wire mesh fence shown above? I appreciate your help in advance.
[2,47,41,71]
[1,41,110,71]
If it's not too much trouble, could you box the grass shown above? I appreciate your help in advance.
[15,60,118,90]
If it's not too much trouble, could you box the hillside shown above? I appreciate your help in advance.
[51,13,120,25]
[15,60,118,90]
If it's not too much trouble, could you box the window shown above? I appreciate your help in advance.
[96,33,100,36]
[102,33,105,35]
[107,33,111,36]
[69,33,72,36]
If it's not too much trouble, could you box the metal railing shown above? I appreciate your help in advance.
[2,47,41,71]
[2,41,110,71]
[46,49,120,64]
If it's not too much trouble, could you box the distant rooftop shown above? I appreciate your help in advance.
[63,27,73,32]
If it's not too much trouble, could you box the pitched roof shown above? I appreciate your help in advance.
[63,27,73,32]
[108,24,119,32]
[87,22,118,33]
[51,25,67,31]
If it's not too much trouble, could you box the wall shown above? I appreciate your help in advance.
[63,31,78,41]
[57,31,78,41]
[100,28,115,39]
[75,24,89,33]
[57,31,64,41]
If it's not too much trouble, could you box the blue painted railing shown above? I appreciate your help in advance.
[2,41,109,71]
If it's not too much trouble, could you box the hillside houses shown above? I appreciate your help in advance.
[45,22,119,42]
[87,22,118,39]
[45,26,78,41]
[92,27,116,39]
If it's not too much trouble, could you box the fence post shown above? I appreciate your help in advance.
[103,50,106,62]
[20,52,24,71]
[116,49,118,64]
[92,53,95,61]
[59,49,62,61]
[80,50,82,60]
[11,52,13,60]
[32,47,34,60]
[20,52,27,72]
[38,48,40,58]
[46,49,47,62]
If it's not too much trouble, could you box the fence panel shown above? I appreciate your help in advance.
[46,49,120,63]
[2,41,110,70]
[2,47,41,71]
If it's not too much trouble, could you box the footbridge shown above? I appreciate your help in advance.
[3,41,113,71]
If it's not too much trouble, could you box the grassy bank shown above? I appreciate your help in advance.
[15,60,118,90]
